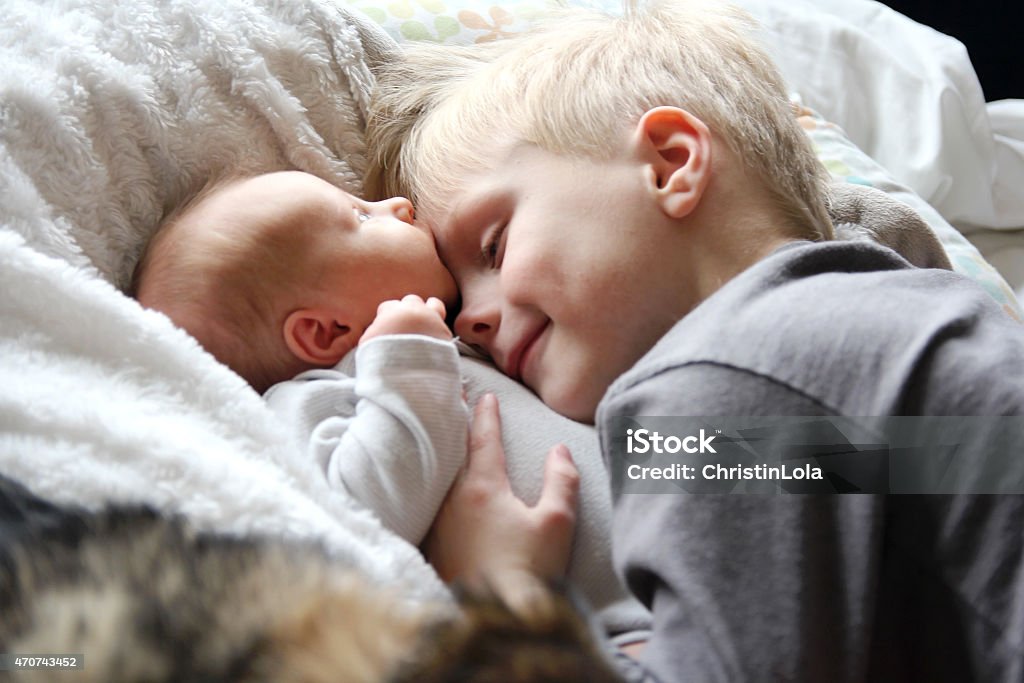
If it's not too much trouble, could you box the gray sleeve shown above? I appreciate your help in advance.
[600,362,884,683]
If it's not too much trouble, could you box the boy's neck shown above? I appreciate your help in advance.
[682,172,801,309]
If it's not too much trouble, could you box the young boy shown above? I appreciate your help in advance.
[132,170,468,545]
[368,0,1024,680]
[132,170,652,639]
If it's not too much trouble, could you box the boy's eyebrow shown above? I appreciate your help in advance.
[443,192,495,251]
[433,181,512,270]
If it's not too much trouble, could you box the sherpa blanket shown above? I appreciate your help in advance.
[0,0,448,602]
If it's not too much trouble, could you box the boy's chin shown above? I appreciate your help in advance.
[538,383,601,425]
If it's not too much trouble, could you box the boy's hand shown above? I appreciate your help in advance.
[360,294,452,343]
[424,393,579,609]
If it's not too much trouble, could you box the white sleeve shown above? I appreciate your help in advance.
[263,335,467,544]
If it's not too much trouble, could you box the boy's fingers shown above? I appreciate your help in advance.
[466,393,508,482]
[536,444,579,523]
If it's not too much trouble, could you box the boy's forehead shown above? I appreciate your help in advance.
[414,137,522,221]
[413,177,473,236]
[418,172,496,238]
[409,121,518,202]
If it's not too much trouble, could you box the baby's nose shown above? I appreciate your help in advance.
[376,196,414,223]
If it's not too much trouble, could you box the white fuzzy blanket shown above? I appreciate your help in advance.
[0,0,447,602]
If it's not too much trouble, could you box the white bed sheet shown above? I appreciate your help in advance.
[966,228,1024,302]
[728,0,1024,298]
[733,0,1023,229]
[974,99,1024,299]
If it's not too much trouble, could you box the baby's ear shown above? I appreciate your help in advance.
[634,106,712,219]
[283,309,356,366]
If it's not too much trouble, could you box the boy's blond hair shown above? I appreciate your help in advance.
[367,0,832,241]
[132,176,308,392]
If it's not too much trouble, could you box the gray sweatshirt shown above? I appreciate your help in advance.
[599,240,1024,682]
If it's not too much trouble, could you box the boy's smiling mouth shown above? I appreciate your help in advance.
[508,320,550,384]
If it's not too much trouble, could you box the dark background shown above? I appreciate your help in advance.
[879,0,1019,101]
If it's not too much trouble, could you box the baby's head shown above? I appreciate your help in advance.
[133,171,456,392]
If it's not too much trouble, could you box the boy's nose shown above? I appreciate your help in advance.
[454,296,498,352]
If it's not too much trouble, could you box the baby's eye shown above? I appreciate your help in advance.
[353,207,371,223]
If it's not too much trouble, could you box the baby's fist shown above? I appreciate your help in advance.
[360,294,452,343]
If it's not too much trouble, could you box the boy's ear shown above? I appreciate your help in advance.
[283,308,357,366]
[634,106,712,219]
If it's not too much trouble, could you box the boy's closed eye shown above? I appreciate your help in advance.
[482,222,508,268]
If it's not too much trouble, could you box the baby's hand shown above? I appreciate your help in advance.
[360,294,452,344]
